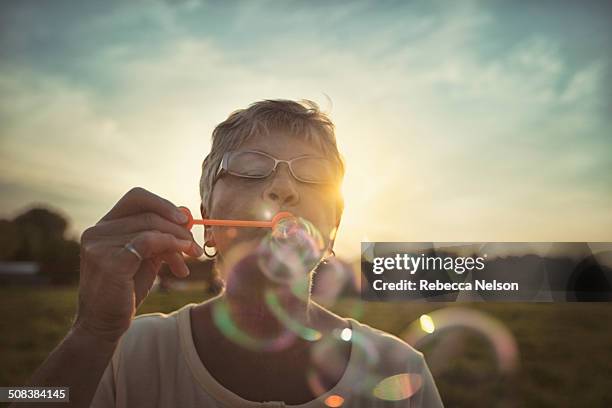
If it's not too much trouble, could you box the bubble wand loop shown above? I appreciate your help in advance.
[178,206,293,231]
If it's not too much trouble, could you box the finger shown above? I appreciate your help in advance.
[160,252,190,278]
[100,187,187,224]
[133,259,159,306]
[122,232,199,262]
[112,233,202,263]
[95,212,194,241]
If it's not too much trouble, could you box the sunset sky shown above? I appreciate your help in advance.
[1,1,611,258]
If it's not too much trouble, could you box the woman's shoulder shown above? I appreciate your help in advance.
[311,303,426,368]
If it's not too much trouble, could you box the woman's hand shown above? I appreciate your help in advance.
[73,187,203,342]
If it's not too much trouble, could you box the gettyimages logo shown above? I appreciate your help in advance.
[361,242,612,302]
[372,253,487,275]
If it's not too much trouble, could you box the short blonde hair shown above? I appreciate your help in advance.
[199,99,345,221]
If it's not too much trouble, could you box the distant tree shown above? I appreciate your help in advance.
[13,208,68,261]
[0,219,21,260]
[0,206,80,284]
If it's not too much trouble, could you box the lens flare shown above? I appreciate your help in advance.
[324,394,345,407]
[419,314,435,334]
[372,373,423,401]
[340,328,352,341]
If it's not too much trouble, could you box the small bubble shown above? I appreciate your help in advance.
[258,216,324,284]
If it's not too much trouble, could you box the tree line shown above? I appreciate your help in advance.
[0,207,80,284]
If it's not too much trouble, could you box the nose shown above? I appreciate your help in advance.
[262,162,299,207]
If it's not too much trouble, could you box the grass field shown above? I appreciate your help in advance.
[0,286,610,407]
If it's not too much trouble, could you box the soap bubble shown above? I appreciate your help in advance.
[307,325,380,398]
[210,298,297,352]
[211,215,326,351]
[264,290,322,341]
[402,307,519,374]
[401,307,520,407]
[257,215,325,285]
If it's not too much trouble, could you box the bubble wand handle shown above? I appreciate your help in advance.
[178,206,293,231]
[193,219,273,228]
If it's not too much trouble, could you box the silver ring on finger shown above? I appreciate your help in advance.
[124,242,143,262]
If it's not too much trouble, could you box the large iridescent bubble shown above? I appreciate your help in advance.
[210,215,327,352]
[211,299,297,352]
[257,215,325,285]
[401,307,520,406]
[402,307,519,375]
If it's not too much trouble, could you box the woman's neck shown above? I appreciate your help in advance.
[216,254,315,338]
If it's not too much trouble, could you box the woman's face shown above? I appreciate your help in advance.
[204,131,341,262]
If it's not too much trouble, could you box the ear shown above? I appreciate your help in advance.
[325,194,343,258]
[335,193,344,232]
[200,203,216,247]
[324,220,340,259]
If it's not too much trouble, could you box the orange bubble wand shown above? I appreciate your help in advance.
[178,206,293,231]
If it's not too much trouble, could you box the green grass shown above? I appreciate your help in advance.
[0,287,610,407]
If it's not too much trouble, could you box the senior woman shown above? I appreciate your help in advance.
[24,100,443,407]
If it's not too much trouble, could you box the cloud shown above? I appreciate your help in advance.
[1,1,611,256]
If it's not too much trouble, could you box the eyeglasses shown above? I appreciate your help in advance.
[215,150,338,185]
